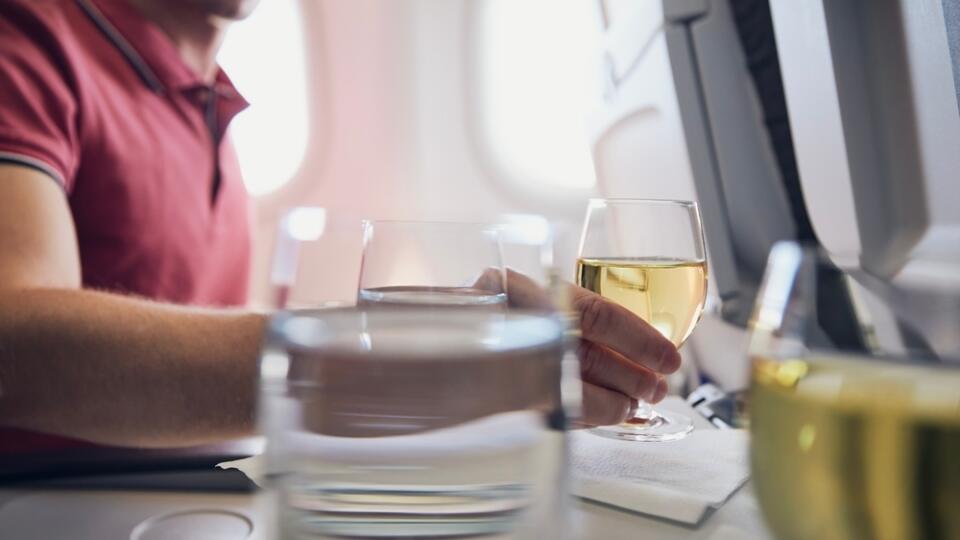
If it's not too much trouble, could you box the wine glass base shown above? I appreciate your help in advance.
[589,410,694,442]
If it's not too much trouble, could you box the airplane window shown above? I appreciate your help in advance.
[219,0,309,196]
[477,0,603,191]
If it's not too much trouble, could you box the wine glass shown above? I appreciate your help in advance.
[576,198,708,442]
[357,220,507,309]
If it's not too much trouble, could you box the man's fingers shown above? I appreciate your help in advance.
[578,340,665,403]
[501,271,680,402]
[472,267,506,294]
[571,287,681,375]
[504,268,553,309]
[578,382,637,427]
[651,375,668,402]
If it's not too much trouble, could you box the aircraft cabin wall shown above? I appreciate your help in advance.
[221,0,604,308]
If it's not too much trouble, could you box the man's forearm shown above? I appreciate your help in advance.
[0,287,267,447]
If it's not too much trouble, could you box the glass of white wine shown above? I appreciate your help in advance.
[357,220,508,309]
[576,198,708,442]
[748,243,960,540]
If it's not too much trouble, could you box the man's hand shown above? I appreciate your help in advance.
[503,269,681,427]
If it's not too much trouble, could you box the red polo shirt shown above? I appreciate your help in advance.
[0,0,252,451]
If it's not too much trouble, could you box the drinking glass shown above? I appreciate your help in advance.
[748,242,960,540]
[260,308,569,540]
[271,206,361,309]
[357,220,506,309]
[260,216,580,539]
[355,217,582,427]
[576,198,708,442]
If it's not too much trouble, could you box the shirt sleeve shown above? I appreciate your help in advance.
[0,3,80,191]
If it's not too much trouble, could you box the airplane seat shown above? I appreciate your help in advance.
[727,0,816,246]
[591,0,960,385]
[770,0,960,360]
[588,0,810,389]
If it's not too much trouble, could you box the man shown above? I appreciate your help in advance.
[0,0,678,451]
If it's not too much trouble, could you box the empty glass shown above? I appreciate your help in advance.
[270,206,362,309]
[357,220,506,309]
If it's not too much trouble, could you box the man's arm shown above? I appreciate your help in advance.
[0,164,266,447]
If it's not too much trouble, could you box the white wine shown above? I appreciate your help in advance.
[575,257,707,346]
[751,355,960,540]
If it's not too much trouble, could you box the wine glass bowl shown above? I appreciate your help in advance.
[576,198,708,442]
[576,257,707,347]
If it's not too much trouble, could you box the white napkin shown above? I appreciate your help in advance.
[219,454,264,485]
[570,397,750,524]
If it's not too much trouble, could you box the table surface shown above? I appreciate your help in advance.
[0,399,773,539]
[0,479,772,539]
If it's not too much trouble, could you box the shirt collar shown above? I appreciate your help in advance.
[76,0,247,104]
